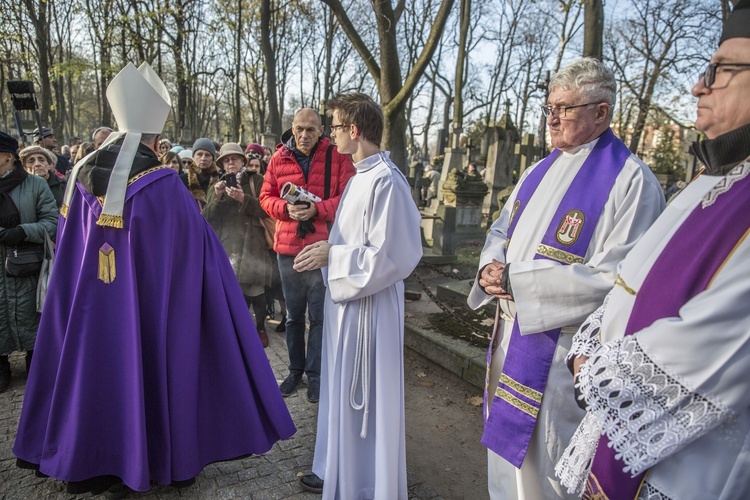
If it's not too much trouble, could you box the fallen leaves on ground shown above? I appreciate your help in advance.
[466,396,484,407]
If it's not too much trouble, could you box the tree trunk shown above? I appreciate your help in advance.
[583,0,603,59]
[262,0,281,135]
[233,0,242,141]
[23,0,53,127]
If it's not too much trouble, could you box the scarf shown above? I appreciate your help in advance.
[0,163,28,228]
[690,122,750,176]
[187,163,219,206]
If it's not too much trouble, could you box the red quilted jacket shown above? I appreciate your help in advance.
[260,136,355,256]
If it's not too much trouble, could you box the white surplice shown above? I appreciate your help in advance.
[558,160,750,499]
[467,134,666,499]
[312,151,423,500]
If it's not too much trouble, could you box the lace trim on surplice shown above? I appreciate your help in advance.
[556,336,730,494]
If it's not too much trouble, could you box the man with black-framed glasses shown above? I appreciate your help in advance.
[468,57,665,499]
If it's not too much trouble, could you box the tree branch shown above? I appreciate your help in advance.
[383,0,455,117]
[320,0,380,83]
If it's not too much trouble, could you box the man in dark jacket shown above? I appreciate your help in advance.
[260,108,355,403]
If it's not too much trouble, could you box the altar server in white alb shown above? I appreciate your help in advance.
[556,2,750,498]
[467,58,665,499]
[293,93,422,499]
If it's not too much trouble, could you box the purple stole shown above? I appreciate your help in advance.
[584,167,750,499]
[482,129,631,467]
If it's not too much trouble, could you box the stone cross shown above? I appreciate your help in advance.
[514,133,542,176]
[482,115,520,217]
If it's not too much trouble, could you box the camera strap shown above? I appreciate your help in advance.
[324,144,333,200]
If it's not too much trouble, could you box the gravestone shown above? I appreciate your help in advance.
[261,130,278,148]
[514,132,543,177]
[436,169,489,253]
[482,112,519,217]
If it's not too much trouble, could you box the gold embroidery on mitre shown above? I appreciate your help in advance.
[495,387,539,418]
[556,209,585,246]
[614,274,637,296]
[98,243,116,284]
[537,244,585,265]
[500,373,543,403]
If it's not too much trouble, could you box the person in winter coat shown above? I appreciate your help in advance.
[180,138,220,210]
[259,108,355,403]
[204,143,273,347]
[0,132,58,392]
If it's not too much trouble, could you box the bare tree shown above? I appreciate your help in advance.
[608,0,716,153]
[321,0,455,170]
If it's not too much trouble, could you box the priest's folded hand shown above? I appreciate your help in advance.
[293,241,332,272]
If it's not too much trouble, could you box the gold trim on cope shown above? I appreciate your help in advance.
[495,387,539,418]
[128,165,168,186]
[537,244,584,265]
[59,204,69,218]
[500,373,543,403]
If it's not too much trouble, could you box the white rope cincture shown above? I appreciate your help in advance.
[350,294,373,438]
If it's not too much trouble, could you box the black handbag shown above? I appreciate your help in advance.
[6,243,44,277]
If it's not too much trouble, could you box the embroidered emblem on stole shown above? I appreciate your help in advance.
[482,128,631,468]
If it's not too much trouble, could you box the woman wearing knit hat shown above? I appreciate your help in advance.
[0,132,58,393]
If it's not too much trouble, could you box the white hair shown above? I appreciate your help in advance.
[550,57,616,108]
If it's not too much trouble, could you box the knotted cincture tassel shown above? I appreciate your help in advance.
[350,294,373,438]
[98,243,116,284]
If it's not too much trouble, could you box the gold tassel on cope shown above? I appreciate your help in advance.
[98,243,116,284]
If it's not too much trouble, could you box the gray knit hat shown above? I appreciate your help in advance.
[192,137,216,159]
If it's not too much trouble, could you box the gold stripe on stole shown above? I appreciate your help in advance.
[536,244,585,265]
[495,387,539,418]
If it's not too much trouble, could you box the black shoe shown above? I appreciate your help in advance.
[171,477,196,489]
[280,372,302,397]
[104,482,132,499]
[300,473,323,494]
[0,355,10,393]
[275,316,286,333]
[307,376,320,403]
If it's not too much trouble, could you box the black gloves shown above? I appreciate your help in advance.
[297,220,316,239]
[0,226,26,246]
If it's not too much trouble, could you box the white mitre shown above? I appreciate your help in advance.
[62,62,172,227]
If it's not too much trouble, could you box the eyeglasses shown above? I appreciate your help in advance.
[700,62,750,88]
[541,102,602,118]
[223,156,245,164]
[246,152,261,159]
[330,123,351,132]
